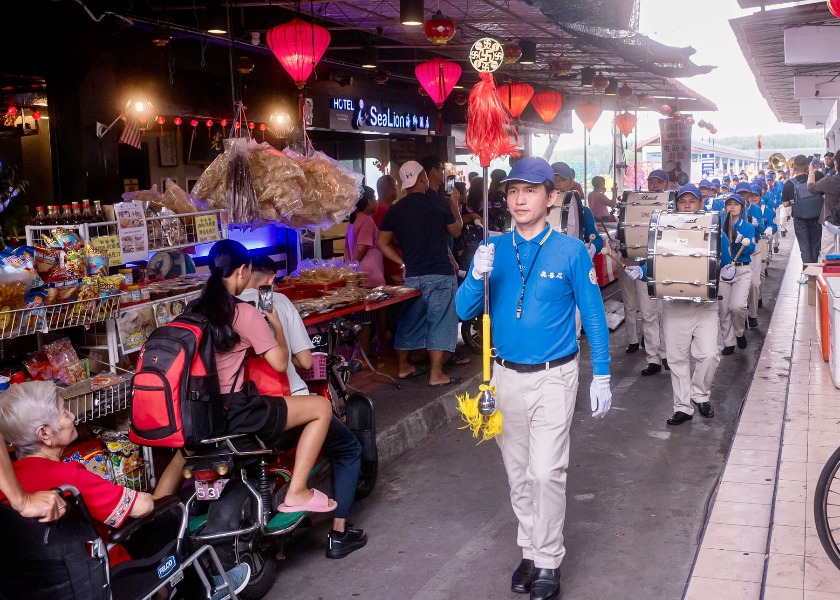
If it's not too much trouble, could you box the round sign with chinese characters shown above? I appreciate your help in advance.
[469,38,504,73]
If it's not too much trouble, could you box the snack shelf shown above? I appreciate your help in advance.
[59,373,133,424]
[0,294,121,341]
[25,223,86,247]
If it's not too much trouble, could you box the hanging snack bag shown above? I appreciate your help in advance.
[85,245,109,277]
[103,432,144,489]
[62,438,113,482]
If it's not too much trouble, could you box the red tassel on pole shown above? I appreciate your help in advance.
[465,72,517,168]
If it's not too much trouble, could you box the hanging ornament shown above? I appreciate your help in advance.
[614,111,637,137]
[659,104,672,116]
[684,116,695,126]
[423,10,456,45]
[266,18,331,89]
[190,119,199,138]
[638,95,655,108]
[709,126,718,134]
[592,73,609,91]
[173,116,183,135]
[497,82,534,119]
[698,119,707,129]
[205,119,214,138]
[549,56,572,78]
[259,122,267,141]
[373,69,389,85]
[156,116,166,134]
[415,57,462,132]
[454,90,470,106]
[829,0,840,18]
[32,111,41,121]
[672,111,685,123]
[530,90,563,124]
[6,106,17,116]
[237,56,256,75]
[221,119,228,129]
[618,83,634,99]
[575,102,602,131]
[503,39,522,64]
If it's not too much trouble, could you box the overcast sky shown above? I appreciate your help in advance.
[556,0,811,149]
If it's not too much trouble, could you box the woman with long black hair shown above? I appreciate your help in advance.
[194,239,335,513]
[717,194,755,356]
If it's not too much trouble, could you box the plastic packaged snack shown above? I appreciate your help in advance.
[62,439,113,482]
[103,432,144,489]
[44,337,79,370]
[43,228,83,250]
[0,246,35,273]
[85,245,109,277]
[22,288,47,330]
[43,277,82,305]
[22,351,53,381]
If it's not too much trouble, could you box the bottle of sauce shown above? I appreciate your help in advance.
[33,206,46,226]
[45,206,61,225]
[92,200,105,223]
[81,200,94,223]
[70,202,82,225]
[60,204,73,225]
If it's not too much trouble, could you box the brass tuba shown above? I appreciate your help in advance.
[768,152,786,171]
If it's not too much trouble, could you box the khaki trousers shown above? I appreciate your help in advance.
[662,301,721,415]
[618,265,640,345]
[493,358,579,569]
[820,224,839,262]
[635,279,666,364]
[747,243,766,319]
[718,265,752,347]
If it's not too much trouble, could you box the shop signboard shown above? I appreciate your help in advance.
[329,97,430,135]
[659,118,693,186]
[700,152,715,177]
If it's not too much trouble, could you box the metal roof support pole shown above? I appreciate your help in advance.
[634,110,638,189]
[583,125,588,201]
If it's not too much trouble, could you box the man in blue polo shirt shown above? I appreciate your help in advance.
[456,157,612,600]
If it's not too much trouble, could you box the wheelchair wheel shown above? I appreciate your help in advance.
[461,316,483,355]
[814,445,840,570]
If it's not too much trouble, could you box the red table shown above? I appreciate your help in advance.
[302,289,421,327]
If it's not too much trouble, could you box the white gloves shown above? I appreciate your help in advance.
[764,227,773,238]
[471,243,495,280]
[608,238,621,252]
[751,217,759,227]
[626,265,643,280]
[734,233,744,244]
[587,243,596,259]
[720,264,736,281]
[590,375,612,418]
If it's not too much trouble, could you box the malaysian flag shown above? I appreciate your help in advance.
[118,115,142,149]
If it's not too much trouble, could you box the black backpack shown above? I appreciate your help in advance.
[791,177,824,220]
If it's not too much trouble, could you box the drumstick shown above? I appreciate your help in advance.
[598,219,614,241]
[588,233,596,244]
[600,246,630,270]
[729,237,751,266]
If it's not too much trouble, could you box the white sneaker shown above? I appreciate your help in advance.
[798,273,809,284]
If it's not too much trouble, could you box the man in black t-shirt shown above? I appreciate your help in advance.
[378,161,464,387]
[782,155,824,282]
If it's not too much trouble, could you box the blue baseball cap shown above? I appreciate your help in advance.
[765,172,775,180]
[734,181,752,195]
[699,179,712,189]
[677,184,701,200]
[720,183,730,191]
[503,157,556,185]
[722,175,731,182]
[750,183,764,196]
[549,161,574,180]
[711,178,721,186]
[648,169,669,182]
[725,193,745,205]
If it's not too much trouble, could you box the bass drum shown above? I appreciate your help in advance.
[547,191,585,241]
[617,190,675,260]
[646,210,721,302]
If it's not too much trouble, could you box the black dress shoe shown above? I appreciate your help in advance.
[692,401,714,418]
[774,245,780,252]
[626,343,640,354]
[667,411,693,426]
[781,231,786,238]
[511,559,536,594]
[758,298,763,308]
[748,317,759,329]
[662,358,670,371]
[737,335,748,349]
[641,363,662,376]
[530,568,560,600]
[722,346,735,356]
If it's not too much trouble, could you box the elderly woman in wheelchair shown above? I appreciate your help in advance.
[0,381,250,600]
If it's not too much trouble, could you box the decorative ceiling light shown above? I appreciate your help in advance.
[550,56,572,78]
[269,112,293,137]
[530,90,563,123]
[604,79,618,96]
[423,10,456,45]
[580,67,595,87]
[400,0,424,26]
[614,111,637,137]
[497,82,534,119]
[519,40,537,65]
[360,44,377,69]
[267,19,331,89]
[151,27,171,47]
[238,55,255,74]
[618,83,634,99]
[575,102,602,131]
[373,69,389,84]
[592,73,609,91]
[503,39,522,64]
[415,58,461,107]
[205,1,227,34]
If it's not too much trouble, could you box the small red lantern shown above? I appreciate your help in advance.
[259,122,267,141]
[575,102,602,131]
[497,82,535,119]
[6,106,17,116]
[549,56,572,78]
[266,18,331,89]
[829,0,840,18]
[684,116,695,126]
[32,111,41,121]
[614,111,637,137]
[190,119,199,127]
[638,95,655,107]
[618,83,634,99]
[173,116,182,134]
[221,119,228,127]
[592,73,609,91]
[248,122,255,129]
[698,119,707,129]
[423,10,456,45]
[373,69,389,85]
[672,111,685,123]
[709,126,718,134]
[156,115,166,134]
[234,121,241,129]
[659,104,672,116]
[530,90,563,124]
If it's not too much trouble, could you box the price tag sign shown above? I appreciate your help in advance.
[114,202,149,264]
[195,214,221,243]
[90,235,124,266]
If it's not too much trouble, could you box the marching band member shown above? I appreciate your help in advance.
[699,180,714,211]
[718,193,756,355]
[711,178,721,196]
[550,162,603,258]
[741,182,776,327]
[660,185,722,425]
[456,157,612,600]
[765,172,784,250]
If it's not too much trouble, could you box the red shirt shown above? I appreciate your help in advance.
[371,202,403,280]
[0,456,137,565]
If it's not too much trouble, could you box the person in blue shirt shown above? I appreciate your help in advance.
[766,172,786,248]
[718,193,756,355]
[659,185,723,425]
[455,157,611,600]
[551,162,604,258]
[699,179,714,209]
[711,178,721,196]
[738,182,775,328]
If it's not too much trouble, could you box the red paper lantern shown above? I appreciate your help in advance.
[415,58,462,108]
[672,111,685,123]
[373,69,389,85]
[234,121,241,129]
[267,19,331,89]
[709,126,718,134]
[497,82,535,119]
[6,106,17,116]
[221,119,228,127]
[829,0,840,18]
[659,104,672,116]
[530,90,563,124]
[248,122,255,130]
[157,116,166,125]
[32,111,41,121]
[575,102,602,131]
[698,119,707,129]
[592,73,609,91]
[618,83,634,99]
[614,111,637,137]
[684,116,695,126]
[259,123,267,131]
[173,117,183,126]
[423,10,456,45]
[639,95,655,107]
[190,119,199,127]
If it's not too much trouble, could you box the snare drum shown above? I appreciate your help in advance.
[547,191,585,241]
[646,210,721,302]
[617,191,675,259]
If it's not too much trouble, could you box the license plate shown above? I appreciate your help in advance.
[195,479,228,501]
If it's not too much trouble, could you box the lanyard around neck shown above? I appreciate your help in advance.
[512,227,552,319]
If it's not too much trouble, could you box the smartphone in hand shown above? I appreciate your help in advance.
[258,285,273,313]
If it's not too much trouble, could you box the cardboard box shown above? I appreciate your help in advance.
[805,264,823,306]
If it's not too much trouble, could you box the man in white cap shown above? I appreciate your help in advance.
[378,160,463,386]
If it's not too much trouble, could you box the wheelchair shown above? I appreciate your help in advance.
[0,485,239,600]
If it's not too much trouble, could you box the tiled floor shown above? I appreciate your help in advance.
[684,245,840,600]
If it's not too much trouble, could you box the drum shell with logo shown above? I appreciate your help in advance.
[617,190,675,260]
[646,210,721,302]
[547,191,584,241]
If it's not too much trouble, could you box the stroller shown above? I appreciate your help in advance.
[0,485,237,600]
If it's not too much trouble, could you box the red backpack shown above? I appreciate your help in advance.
[129,311,223,448]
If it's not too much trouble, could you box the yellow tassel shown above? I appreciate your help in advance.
[482,410,503,442]
[455,391,504,444]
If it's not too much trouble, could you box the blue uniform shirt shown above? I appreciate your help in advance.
[762,203,778,233]
[582,207,604,252]
[456,223,611,375]
[721,232,733,265]
[746,203,763,229]
[722,214,756,263]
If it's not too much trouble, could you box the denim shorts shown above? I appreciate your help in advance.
[395,274,458,353]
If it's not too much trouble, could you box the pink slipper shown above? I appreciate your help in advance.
[278,489,337,513]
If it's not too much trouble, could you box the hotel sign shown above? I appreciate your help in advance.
[329,97,431,134]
